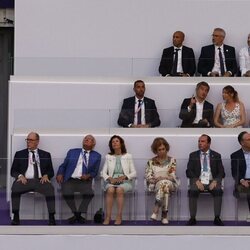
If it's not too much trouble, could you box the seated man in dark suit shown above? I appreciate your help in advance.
[179,81,214,127]
[231,131,250,222]
[186,134,225,226]
[117,80,161,128]
[11,132,56,225]
[159,31,196,76]
[198,27,237,77]
[56,135,101,224]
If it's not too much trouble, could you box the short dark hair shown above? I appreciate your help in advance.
[151,137,170,154]
[196,81,210,92]
[108,135,127,155]
[133,80,145,88]
[200,134,211,144]
[238,131,248,144]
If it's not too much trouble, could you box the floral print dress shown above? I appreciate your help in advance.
[221,102,242,127]
[145,156,180,203]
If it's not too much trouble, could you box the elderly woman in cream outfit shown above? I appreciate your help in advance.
[101,135,136,225]
[145,137,180,224]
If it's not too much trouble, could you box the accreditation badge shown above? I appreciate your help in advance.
[200,172,209,185]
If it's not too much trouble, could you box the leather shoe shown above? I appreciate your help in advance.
[11,213,20,225]
[213,216,224,226]
[186,217,196,226]
[68,215,78,224]
[77,215,86,224]
[11,218,20,225]
[48,218,56,225]
[48,214,56,225]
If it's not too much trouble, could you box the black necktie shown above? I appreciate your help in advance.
[218,47,225,76]
[137,100,142,125]
[31,151,39,179]
[171,48,180,76]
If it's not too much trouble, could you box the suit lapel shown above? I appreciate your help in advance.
[239,149,247,172]
[202,101,208,118]
[209,150,216,172]
[224,45,229,59]
[196,151,202,172]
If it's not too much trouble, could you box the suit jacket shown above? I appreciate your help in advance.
[159,46,196,76]
[186,150,225,182]
[198,44,237,76]
[231,148,248,184]
[57,148,101,182]
[11,148,54,179]
[239,47,250,76]
[101,153,137,181]
[117,96,161,127]
[179,98,214,127]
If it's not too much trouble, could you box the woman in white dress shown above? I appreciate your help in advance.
[214,85,246,128]
[101,135,136,225]
[145,137,180,224]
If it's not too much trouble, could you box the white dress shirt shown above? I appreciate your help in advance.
[187,98,205,124]
[212,45,227,76]
[71,149,90,178]
[200,150,212,181]
[174,46,184,74]
[25,149,41,179]
[134,97,145,125]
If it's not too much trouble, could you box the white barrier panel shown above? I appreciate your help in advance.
[8,128,250,221]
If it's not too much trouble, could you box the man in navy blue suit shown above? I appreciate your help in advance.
[159,31,196,77]
[198,28,237,77]
[56,135,101,224]
[231,131,250,222]
[11,132,56,225]
[117,80,161,128]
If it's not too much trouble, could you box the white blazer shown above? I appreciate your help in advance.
[239,47,250,76]
[101,153,136,181]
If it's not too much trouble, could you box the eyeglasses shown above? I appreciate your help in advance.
[25,138,37,142]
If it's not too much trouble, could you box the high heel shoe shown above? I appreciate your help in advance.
[114,217,122,225]
[103,217,111,225]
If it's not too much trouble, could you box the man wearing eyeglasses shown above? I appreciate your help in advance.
[10,132,56,225]
[198,28,237,77]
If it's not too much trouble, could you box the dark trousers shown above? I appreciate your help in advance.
[236,184,250,211]
[11,179,55,214]
[188,179,223,218]
[62,178,94,214]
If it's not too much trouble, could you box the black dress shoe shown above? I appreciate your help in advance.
[11,213,20,225]
[77,215,86,224]
[68,215,78,224]
[11,218,20,225]
[48,214,56,226]
[213,216,224,226]
[186,217,196,226]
